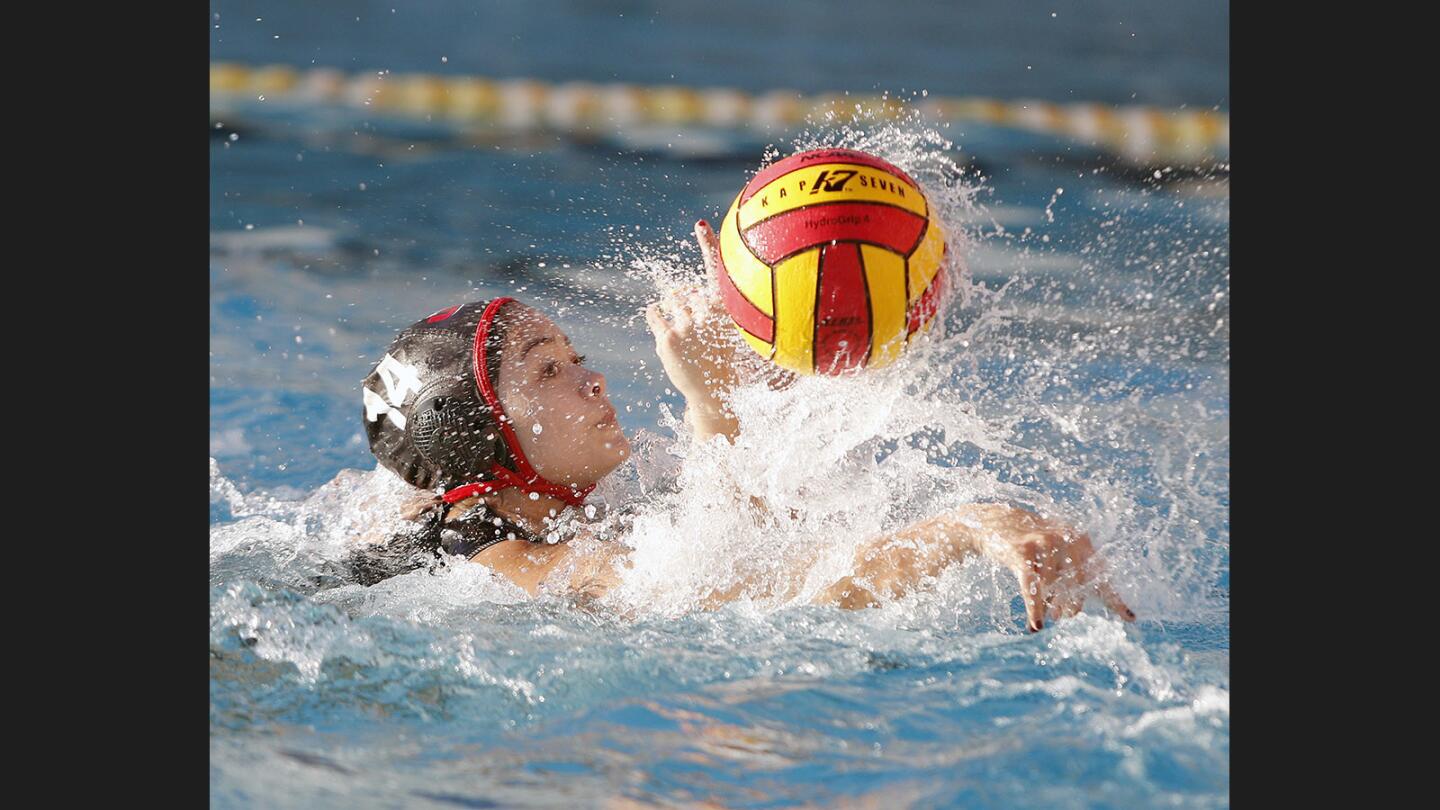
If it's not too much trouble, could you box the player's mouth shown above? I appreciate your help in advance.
[594,404,618,430]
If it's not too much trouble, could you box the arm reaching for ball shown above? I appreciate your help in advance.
[644,220,763,442]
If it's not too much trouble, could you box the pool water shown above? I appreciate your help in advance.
[211,2,1228,806]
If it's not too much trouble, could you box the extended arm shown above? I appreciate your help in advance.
[646,220,797,443]
[814,503,1135,630]
[469,503,1131,628]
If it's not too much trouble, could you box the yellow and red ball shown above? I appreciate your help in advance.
[716,148,948,375]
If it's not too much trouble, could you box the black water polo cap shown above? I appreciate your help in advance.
[361,301,513,491]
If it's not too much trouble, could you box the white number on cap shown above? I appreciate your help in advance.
[364,353,422,430]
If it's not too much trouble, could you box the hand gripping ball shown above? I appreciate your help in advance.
[715,148,950,376]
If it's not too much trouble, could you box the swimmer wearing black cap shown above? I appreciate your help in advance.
[350,222,1135,630]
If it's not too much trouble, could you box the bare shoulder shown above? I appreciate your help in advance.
[470,539,574,595]
[470,533,629,599]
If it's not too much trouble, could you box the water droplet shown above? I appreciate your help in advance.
[532,423,543,435]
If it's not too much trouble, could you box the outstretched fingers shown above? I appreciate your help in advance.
[1018,563,1046,633]
[1078,548,1136,622]
[1096,579,1136,622]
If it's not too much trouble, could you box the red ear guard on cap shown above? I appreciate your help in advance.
[440,297,595,508]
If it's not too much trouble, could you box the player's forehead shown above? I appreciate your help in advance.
[502,305,571,358]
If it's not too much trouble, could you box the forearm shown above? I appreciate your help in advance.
[813,504,1014,609]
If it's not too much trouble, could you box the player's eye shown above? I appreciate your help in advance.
[541,360,559,378]
[573,354,587,365]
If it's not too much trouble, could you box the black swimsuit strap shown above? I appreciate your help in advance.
[438,501,538,559]
[334,499,541,588]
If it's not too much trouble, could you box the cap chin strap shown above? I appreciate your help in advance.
[441,297,595,509]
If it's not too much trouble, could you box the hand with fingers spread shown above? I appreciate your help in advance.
[644,220,753,440]
[968,506,1135,632]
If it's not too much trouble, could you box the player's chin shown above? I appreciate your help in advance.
[592,422,631,464]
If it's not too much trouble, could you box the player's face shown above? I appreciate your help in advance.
[493,305,630,488]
